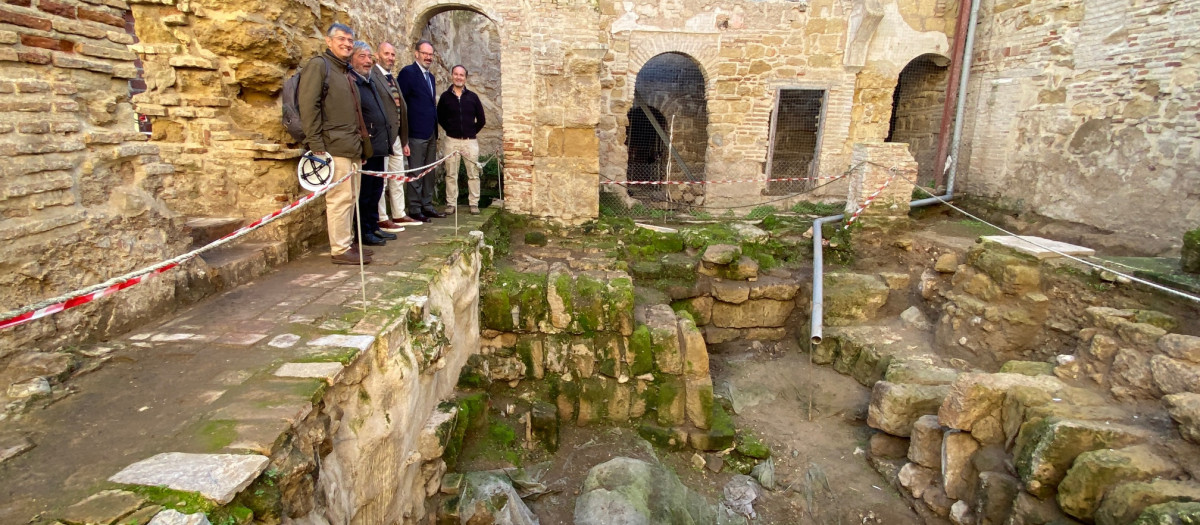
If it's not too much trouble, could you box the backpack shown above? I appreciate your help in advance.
[282,57,330,143]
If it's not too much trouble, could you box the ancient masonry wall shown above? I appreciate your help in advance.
[0,0,184,355]
[957,0,1200,251]
[597,0,952,210]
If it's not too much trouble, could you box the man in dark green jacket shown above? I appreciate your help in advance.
[298,22,372,265]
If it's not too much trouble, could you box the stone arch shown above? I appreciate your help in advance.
[407,2,502,46]
[626,33,719,100]
[886,53,951,183]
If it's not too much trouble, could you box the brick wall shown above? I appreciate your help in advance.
[958,0,1200,251]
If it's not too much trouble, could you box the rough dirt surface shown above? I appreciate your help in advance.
[456,339,937,524]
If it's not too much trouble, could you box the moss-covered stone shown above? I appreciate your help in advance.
[1183,227,1200,274]
[637,423,688,450]
[457,354,490,389]
[1096,480,1200,525]
[1131,501,1200,524]
[655,375,685,426]
[630,260,665,280]
[627,325,654,376]
[633,286,671,308]
[689,403,735,450]
[999,360,1055,377]
[1058,445,1182,521]
[723,453,759,475]
[606,276,636,334]
[1014,417,1150,498]
[969,243,1041,293]
[579,377,613,424]
[736,431,771,459]
[1130,309,1179,332]
[625,228,686,260]
[573,274,607,333]
[524,231,548,246]
[660,253,699,280]
[442,393,489,470]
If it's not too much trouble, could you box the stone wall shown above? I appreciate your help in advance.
[0,0,187,355]
[423,9,502,157]
[888,54,948,183]
[957,0,1200,252]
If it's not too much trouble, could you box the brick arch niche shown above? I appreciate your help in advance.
[885,52,950,184]
[625,51,710,209]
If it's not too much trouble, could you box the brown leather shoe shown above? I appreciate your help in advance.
[378,220,405,233]
[395,215,424,225]
[348,246,374,256]
[332,251,371,265]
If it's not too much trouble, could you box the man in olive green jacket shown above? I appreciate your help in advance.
[298,22,372,265]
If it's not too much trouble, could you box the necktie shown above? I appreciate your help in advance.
[426,72,434,97]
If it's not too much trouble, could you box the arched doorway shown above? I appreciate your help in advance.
[625,52,708,208]
[412,7,503,207]
[886,54,950,185]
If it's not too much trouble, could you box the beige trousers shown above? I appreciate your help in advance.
[325,155,359,256]
[441,136,480,207]
[380,136,407,220]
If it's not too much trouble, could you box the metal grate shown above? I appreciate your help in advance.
[766,88,827,195]
[621,52,708,212]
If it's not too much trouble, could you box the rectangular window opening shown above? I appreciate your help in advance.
[766,88,827,195]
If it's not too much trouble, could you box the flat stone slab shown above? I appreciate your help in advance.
[60,489,145,525]
[149,509,212,525]
[981,235,1095,259]
[109,452,269,504]
[307,334,375,351]
[274,362,344,383]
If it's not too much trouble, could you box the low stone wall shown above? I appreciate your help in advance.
[475,261,734,451]
[50,232,485,525]
[865,357,1200,524]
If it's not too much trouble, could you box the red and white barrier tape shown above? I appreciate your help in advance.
[0,152,465,331]
[845,170,898,225]
[359,152,454,183]
[600,174,847,186]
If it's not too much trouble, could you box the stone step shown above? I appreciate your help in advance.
[177,241,288,304]
[184,216,243,249]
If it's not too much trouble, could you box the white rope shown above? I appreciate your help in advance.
[360,152,457,176]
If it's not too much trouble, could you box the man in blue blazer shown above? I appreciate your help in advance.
[396,40,445,220]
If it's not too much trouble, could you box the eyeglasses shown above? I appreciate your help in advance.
[417,51,435,57]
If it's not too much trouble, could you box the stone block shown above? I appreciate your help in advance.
[1095,480,1200,525]
[1014,418,1150,498]
[678,318,708,379]
[879,271,911,290]
[688,403,734,451]
[703,326,741,344]
[710,299,793,329]
[998,360,1054,376]
[1164,393,1200,444]
[908,414,943,469]
[644,305,682,375]
[109,452,269,504]
[1151,355,1200,395]
[273,362,342,384]
[684,376,713,429]
[655,375,685,426]
[671,296,712,326]
[148,509,211,524]
[1057,445,1182,520]
[939,373,1065,435]
[823,271,889,324]
[1111,348,1161,400]
[974,471,1019,525]
[934,253,958,273]
[898,462,936,499]
[711,279,750,304]
[1184,228,1200,274]
[942,430,979,500]
[748,275,801,300]
[868,432,909,459]
[1160,334,1200,363]
[884,357,959,386]
[701,244,740,265]
[867,381,949,437]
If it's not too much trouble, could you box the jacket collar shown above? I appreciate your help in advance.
[323,50,350,70]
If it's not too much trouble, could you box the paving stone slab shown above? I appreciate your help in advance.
[59,489,145,525]
[109,453,269,504]
[980,235,1095,259]
[147,509,211,525]
[307,334,374,351]
[0,431,35,464]
[274,362,344,383]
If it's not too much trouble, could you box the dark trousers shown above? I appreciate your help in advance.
[358,156,385,233]
[406,136,437,215]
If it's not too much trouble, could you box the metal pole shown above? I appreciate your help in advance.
[946,0,982,196]
[809,214,843,345]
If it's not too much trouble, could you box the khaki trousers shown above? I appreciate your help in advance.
[380,136,407,220]
[441,136,480,207]
[325,155,359,256]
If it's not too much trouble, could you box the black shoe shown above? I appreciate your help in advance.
[411,213,432,223]
[424,209,447,219]
[360,233,387,246]
[373,229,397,241]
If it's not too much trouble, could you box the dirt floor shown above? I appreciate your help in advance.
[456,338,935,524]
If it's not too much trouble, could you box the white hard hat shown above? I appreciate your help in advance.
[297,151,334,192]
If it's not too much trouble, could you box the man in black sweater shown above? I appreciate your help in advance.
[349,41,398,246]
[437,65,486,215]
